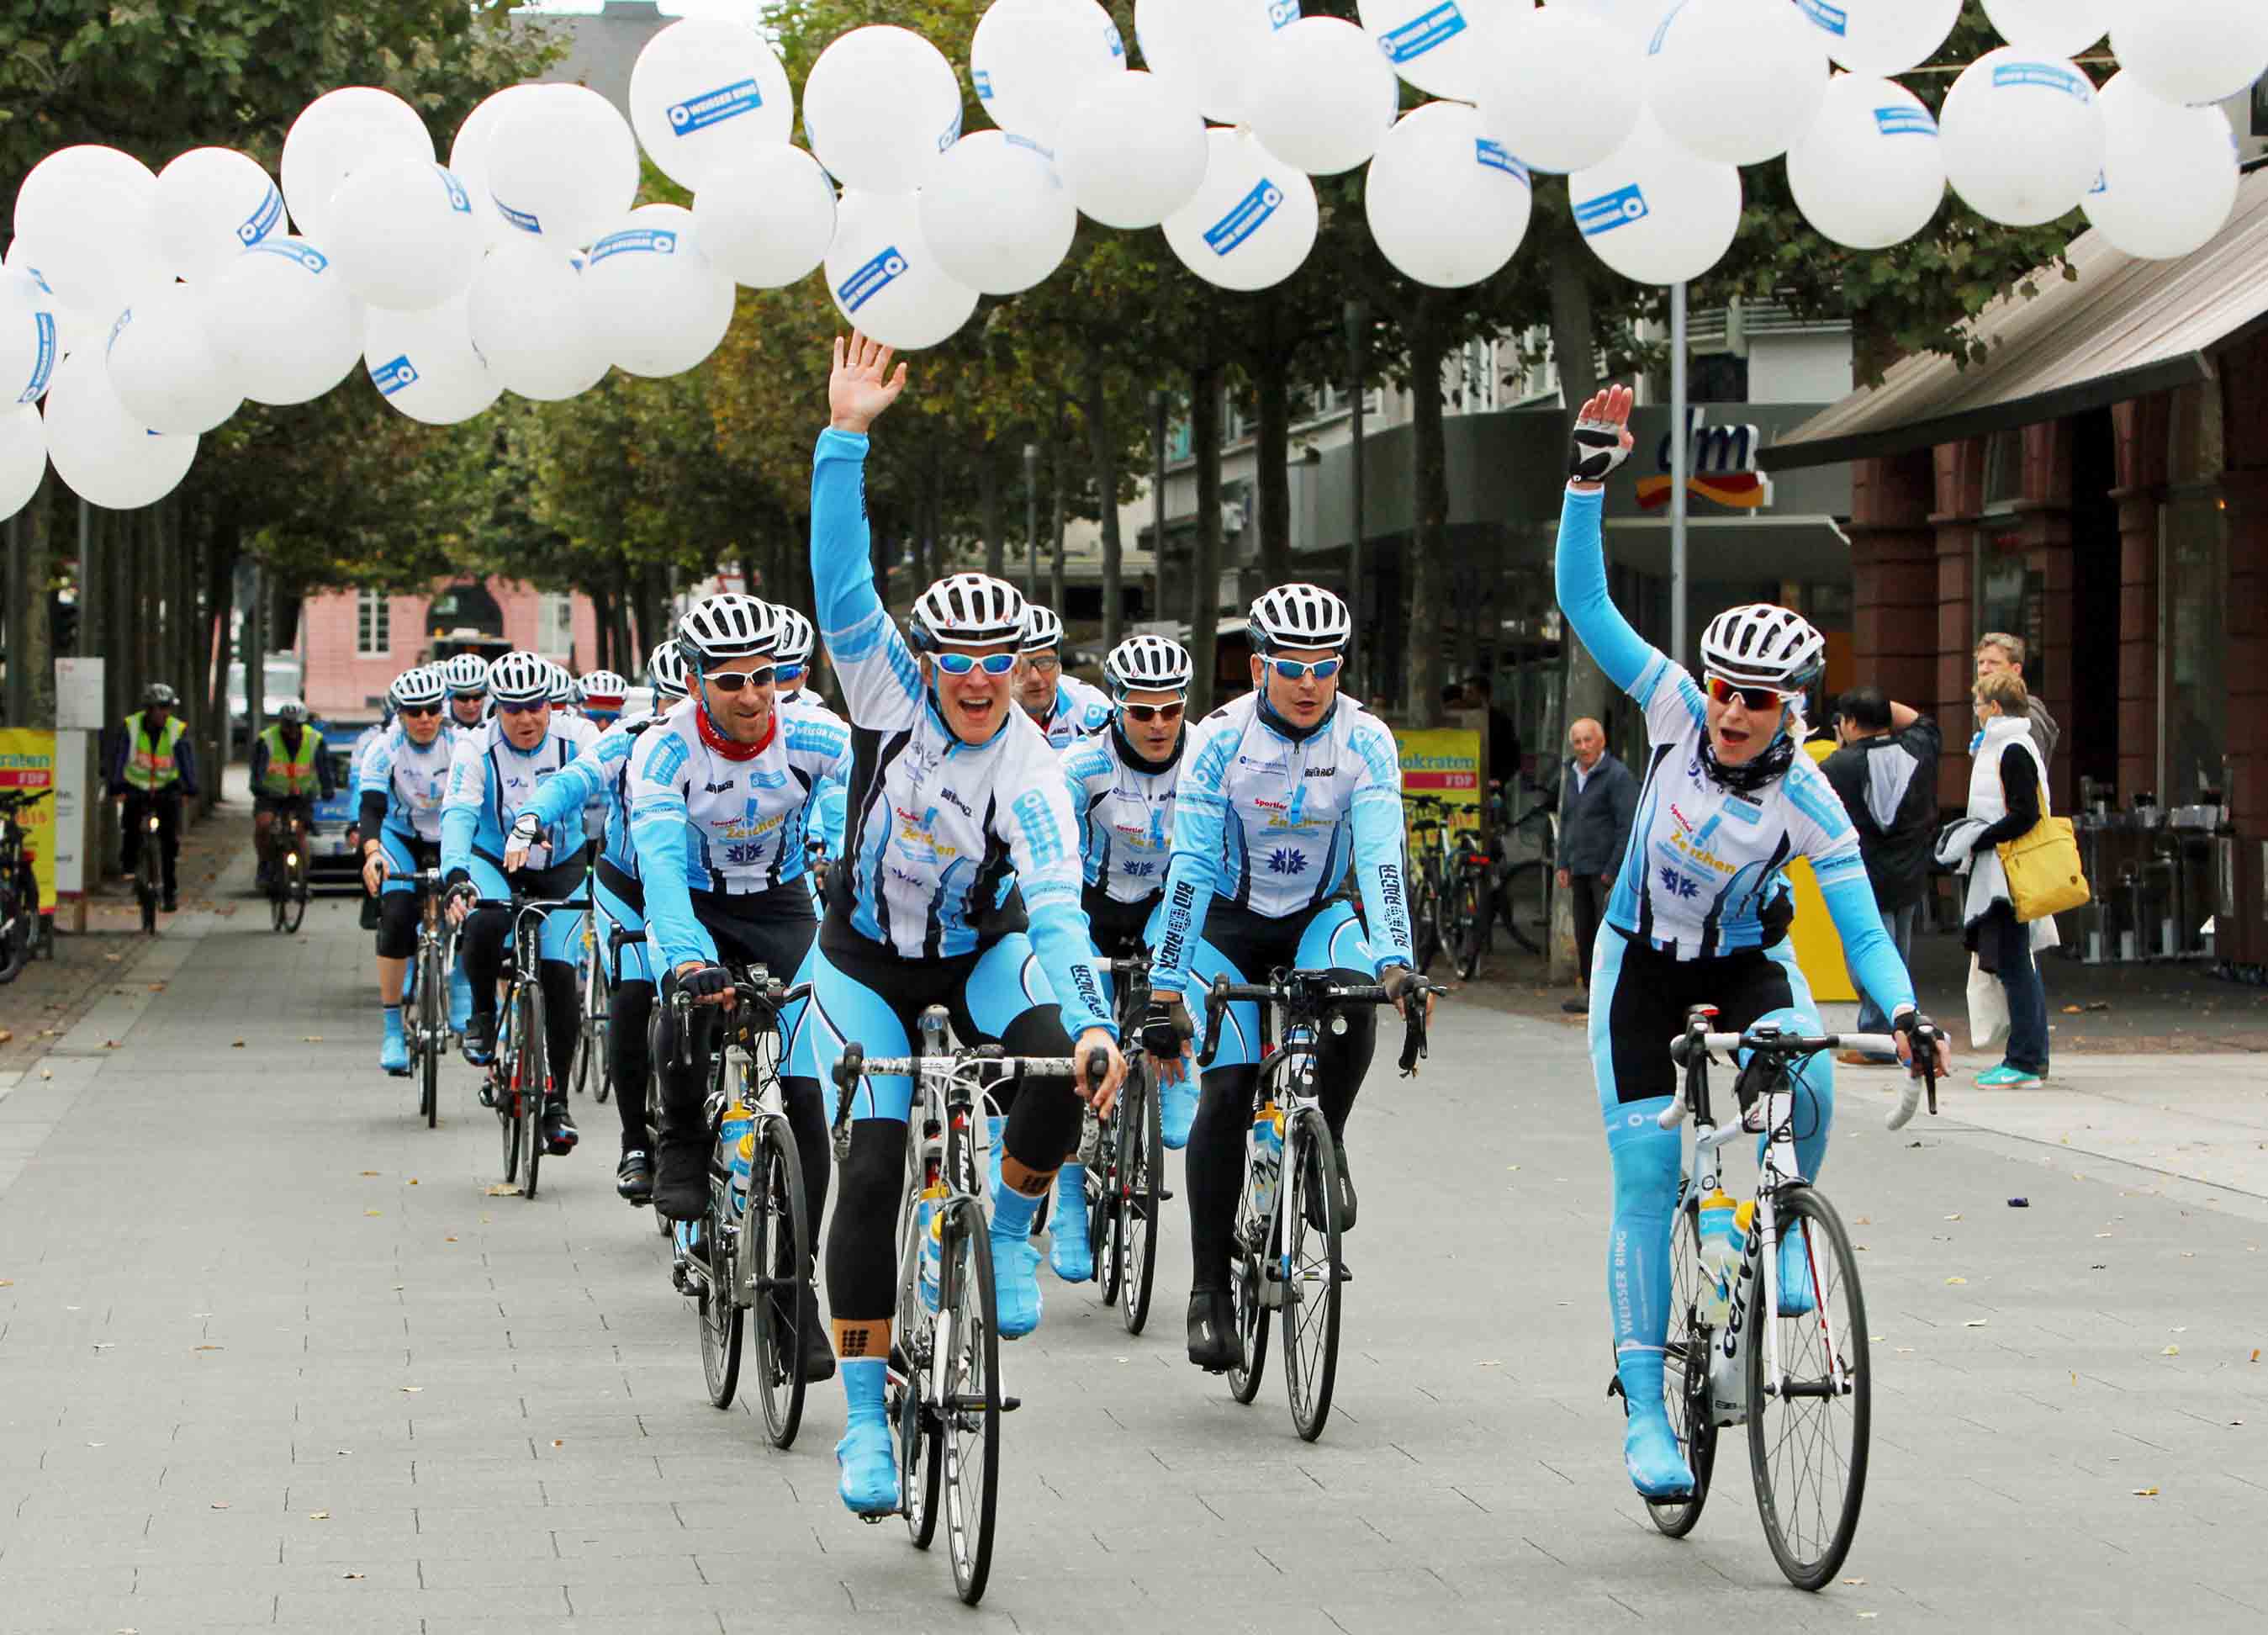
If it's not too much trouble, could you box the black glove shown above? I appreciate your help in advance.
[1141,997,1191,1061]
[1568,409,1631,484]
[674,963,733,1002]
[1894,1009,1939,1054]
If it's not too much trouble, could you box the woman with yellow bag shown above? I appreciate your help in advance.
[1935,669,2080,1088]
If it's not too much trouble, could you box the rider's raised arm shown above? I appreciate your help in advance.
[519,727,626,834]
[1346,713,1415,975]
[1786,756,1916,1023]
[1556,484,1711,742]
[623,728,720,974]
[997,775,1115,1041]
[809,429,923,730]
[1147,715,1232,992]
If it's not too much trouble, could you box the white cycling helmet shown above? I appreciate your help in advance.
[485,651,553,705]
[388,665,447,710]
[272,697,309,724]
[1248,583,1351,653]
[547,662,575,705]
[910,573,1026,651]
[1104,633,1193,697]
[774,608,816,668]
[440,652,490,695]
[1020,605,1065,654]
[1700,604,1826,692]
[577,669,630,706]
[647,638,691,701]
[677,592,779,668]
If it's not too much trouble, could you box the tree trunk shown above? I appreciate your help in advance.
[980,439,1004,578]
[205,521,237,789]
[1085,350,1123,647]
[1255,352,1293,589]
[1405,294,1450,732]
[20,473,54,728]
[1187,357,1224,717]
[1049,431,1067,618]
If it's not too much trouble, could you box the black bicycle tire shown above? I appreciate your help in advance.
[1454,872,1488,982]
[898,1358,941,1548]
[1747,1185,1870,1591]
[1226,1175,1271,1405]
[749,1114,811,1449]
[1092,1095,1123,1305]
[1121,1065,1162,1336]
[1499,860,1547,957]
[498,1013,522,1187]
[1647,1192,1719,1537]
[519,980,546,1203]
[699,1172,744,1410]
[1281,1108,1345,1443]
[419,939,441,1129]
[938,1194,1001,1606]
[283,844,308,935]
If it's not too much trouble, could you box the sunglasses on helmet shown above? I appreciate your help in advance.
[1703,674,1796,712]
[933,652,1018,677]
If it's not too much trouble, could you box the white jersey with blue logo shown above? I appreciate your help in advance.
[783,685,850,856]
[1035,675,1113,751]
[362,722,463,844]
[439,713,600,876]
[1060,727,1180,906]
[1150,691,1414,989]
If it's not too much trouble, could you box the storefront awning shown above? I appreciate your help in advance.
[1761,167,2268,473]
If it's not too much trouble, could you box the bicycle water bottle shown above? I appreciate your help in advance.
[721,1099,754,1218]
[1249,1102,1285,1219]
[915,1181,949,1314]
[1698,1188,1739,1325]
[1706,1200,1760,1425]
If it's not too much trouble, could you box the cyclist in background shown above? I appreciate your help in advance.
[441,653,490,732]
[547,662,577,718]
[1555,384,1947,1502]
[108,681,198,914]
[1139,584,1425,1376]
[775,608,849,875]
[1015,604,1113,750]
[576,669,631,729]
[251,699,336,891]
[359,666,470,1073]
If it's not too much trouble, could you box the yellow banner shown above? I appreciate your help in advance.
[1398,728,1483,833]
[0,728,59,913]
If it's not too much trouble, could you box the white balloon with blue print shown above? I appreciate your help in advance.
[970,0,1127,152]
[629,18,796,192]
[582,205,736,378]
[918,131,1076,297]
[1785,74,1946,252]
[155,148,285,284]
[1568,110,1743,287]
[42,348,198,511]
[1366,102,1533,289]
[105,284,241,437]
[324,160,484,312]
[364,295,500,426]
[1160,127,1319,294]
[202,236,366,407]
[825,190,980,352]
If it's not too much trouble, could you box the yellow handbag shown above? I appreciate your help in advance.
[1996,816,2091,923]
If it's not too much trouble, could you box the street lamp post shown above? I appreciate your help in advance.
[1345,299,1367,692]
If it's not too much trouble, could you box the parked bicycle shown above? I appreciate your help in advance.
[1643,1004,1940,1590]
[0,788,52,984]
[1404,793,1490,980]
[1493,780,1559,958]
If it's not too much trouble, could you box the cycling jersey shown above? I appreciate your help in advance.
[1554,485,1910,1012]
[1034,675,1113,750]
[1061,722,1182,907]
[357,722,461,845]
[439,713,601,877]
[516,712,658,879]
[811,427,1113,1042]
[1150,691,1413,992]
[783,686,850,856]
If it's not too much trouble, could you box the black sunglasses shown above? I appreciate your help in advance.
[1123,701,1185,723]
[399,703,442,719]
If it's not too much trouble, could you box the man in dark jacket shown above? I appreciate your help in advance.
[1555,717,1636,1014]
[1821,687,1941,1062]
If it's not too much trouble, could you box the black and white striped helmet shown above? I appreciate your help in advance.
[1020,605,1065,654]
[576,669,630,706]
[910,573,1026,651]
[485,651,553,705]
[547,662,574,705]
[774,608,816,668]
[677,592,780,667]
[1700,604,1826,691]
[388,665,447,710]
[1104,634,1192,697]
[1248,583,1351,653]
[647,639,690,701]
[441,652,490,695]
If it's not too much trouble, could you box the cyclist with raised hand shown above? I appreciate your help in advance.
[440,653,490,732]
[441,650,600,1156]
[251,699,336,890]
[1139,583,1425,1376]
[1015,604,1113,750]
[360,666,471,1074]
[108,682,198,914]
[804,331,1125,1517]
[1555,384,1949,1503]
[775,608,849,873]
[576,669,631,730]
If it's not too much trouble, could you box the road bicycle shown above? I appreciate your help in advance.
[124,800,161,934]
[1404,794,1489,980]
[1494,781,1559,958]
[463,892,582,1201]
[570,888,614,1104]
[1074,951,1166,1335]
[1642,1005,1940,1590]
[827,1009,1106,1606]
[664,965,814,1447]
[403,867,456,1130]
[0,788,51,984]
[267,811,311,934]
[1197,968,1436,1442]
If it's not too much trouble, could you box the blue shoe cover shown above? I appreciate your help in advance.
[989,1231,1044,1339]
[1624,1407,1694,1501]
[835,1419,898,1516]
[1778,1227,1818,1317]
[448,970,473,1034]
[1049,1164,1092,1282]
[1160,1077,1198,1150]
[379,1010,410,1077]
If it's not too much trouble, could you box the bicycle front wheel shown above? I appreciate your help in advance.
[1280,1108,1345,1442]
[1747,1185,1870,1590]
[748,1114,811,1449]
[418,940,441,1129]
[937,1196,1000,1606]
[1117,1064,1163,1336]
[1225,1170,1270,1406]
[517,981,547,1202]
[1647,1187,1719,1537]
[698,1191,743,1411]
[282,845,308,935]
[1091,1101,1123,1308]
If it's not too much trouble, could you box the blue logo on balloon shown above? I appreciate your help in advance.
[1204,179,1286,257]
[838,246,910,313]
[975,69,996,101]
[106,307,132,357]
[493,193,542,235]
[589,228,679,263]
[1795,0,1847,36]
[372,355,420,397]
[1574,183,1650,238]
[1872,106,1937,138]
[667,78,764,135]
[248,239,330,273]
[1475,140,1531,186]
[1991,61,2091,103]
[1267,1,1299,28]
[237,183,284,246]
[18,311,55,403]
[1378,3,1465,63]
[1106,22,1124,58]
[435,167,472,214]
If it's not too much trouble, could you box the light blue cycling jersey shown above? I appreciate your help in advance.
[439,713,601,876]
[1149,691,1414,991]
[1034,675,1113,750]
[812,427,1113,1041]
[783,686,849,857]
[361,721,463,843]
[1061,725,1180,904]
[1555,485,1911,1008]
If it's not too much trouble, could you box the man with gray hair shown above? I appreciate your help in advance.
[1555,717,1636,1015]
[1975,632,2058,765]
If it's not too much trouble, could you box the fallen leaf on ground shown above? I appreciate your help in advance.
[309,1511,330,1521]
[360,1171,379,1177]
[193,1344,223,1352]
[363,1209,382,1217]
[341,1573,365,1581]
[0,1029,10,1044]
[407,1178,419,1186]
[39,1070,50,1079]
[103,954,119,962]
[400,1385,421,1394]
[2062,1005,2083,1014]
[443,1236,457,1242]
[303,1035,323,1043]
[2133,1487,2159,1497]
[230,1040,245,1049]
[1963,1319,1989,1328]
[1944,1213,1962,1222]
[2163,1346,2181,1356]
[1946,1276,1968,1285]
[484,1185,520,1198]
[209,1500,229,1510]
[102,1040,118,1049]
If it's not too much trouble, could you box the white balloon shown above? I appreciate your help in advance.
[324,161,482,311]
[11,146,169,317]
[1648,0,1829,167]
[450,84,554,244]
[1543,0,1673,43]
[1365,102,1533,288]
[104,285,241,436]
[1134,0,1300,126]
[918,131,1076,296]
[823,190,980,352]
[1980,0,2117,58]
[2083,72,2240,260]
[155,149,285,283]
[1795,0,1960,77]
[1054,70,1208,228]
[1475,6,1643,173]
[1246,17,1398,176]
[364,295,500,426]
[0,272,61,406]
[693,146,838,288]
[803,26,965,195]
[280,87,432,243]
[0,252,98,380]
[1160,127,1320,293]
[41,350,198,511]
[487,84,640,249]
[1786,75,1945,251]
[1939,48,2103,228]
[582,204,736,378]
[629,19,796,190]
[2112,1,2268,109]
[1569,110,1743,284]
[0,405,45,521]
[1357,0,1522,103]
[466,241,609,401]
[971,0,1129,150]
[202,237,366,406]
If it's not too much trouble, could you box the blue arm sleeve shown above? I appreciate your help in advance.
[1149,728,1230,988]
[522,736,621,833]
[441,805,475,876]
[814,777,847,855]
[812,428,880,628]
[1554,485,1660,698]
[625,733,717,972]
[1347,727,1414,975]
[1818,870,1915,1024]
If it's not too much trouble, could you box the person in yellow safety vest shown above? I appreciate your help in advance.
[250,699,338,889]
[107,682,202,913]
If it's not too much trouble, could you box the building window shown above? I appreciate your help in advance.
[356,590,389,657]
[1456,340,1502,415]
[537,592,576,660]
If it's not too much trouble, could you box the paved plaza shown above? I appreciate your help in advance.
[2,840,2264,1633]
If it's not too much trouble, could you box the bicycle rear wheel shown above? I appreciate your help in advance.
[1500,860,1550,957]
[1117,1065,1163,1335]
[1747,1185,1870,1590]
[1226,1174,1270,1405]
[937,1196,1000,1606]
[1280,1108,1345,1442]
[1411,873,1441,974]
[137,845,158,934]
[896,1353,941,1548]
[1453,868,1489,982]
[1647,1188,1720,1537]
[748,1114,811,1449]
[517,981,547,1202]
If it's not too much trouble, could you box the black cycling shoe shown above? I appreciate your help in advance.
[461,1012,498,1067]
[616,1149,655,1205]
[650,1145,708,1222]
[797,1284,836,1383]
[541,1100,579,1156]
[1186,1288,1245,1374]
